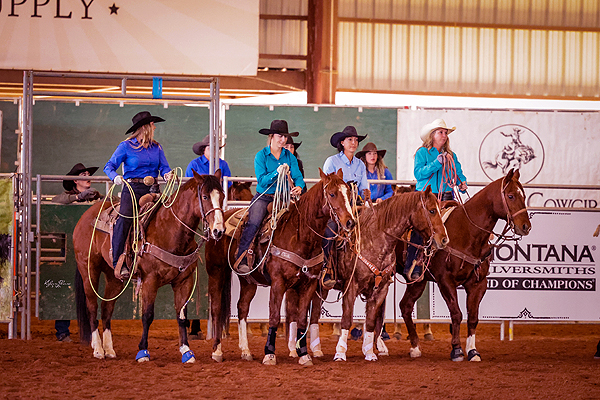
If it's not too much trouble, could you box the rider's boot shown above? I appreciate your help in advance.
[114,253,130,280]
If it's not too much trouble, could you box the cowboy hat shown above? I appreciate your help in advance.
[330,126,367,148]
[285,135,302,151]
[62,163,98,191]
[420,119,456,142]
[126,111,165,134]
[258,120,299,137]
[192,135,225,156]
[355,142,386,160]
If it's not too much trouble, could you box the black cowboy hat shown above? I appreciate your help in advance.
[285,135,302,150]
[258,120,299,137]
[63,163,98,191]
[355,142,386,160]
[330,126,367,148]
[126,111,165,134]
[193,135,226,156]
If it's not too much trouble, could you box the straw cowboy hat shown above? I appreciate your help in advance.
[285,135,302,151]
[126,111,165,134]
[420,119,456,142]
[330,126,367,148]
[193,135,225,156]
[259,120,299,137]
[355,142,386,160]
[62,163,98,191]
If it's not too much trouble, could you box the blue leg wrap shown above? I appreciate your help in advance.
[181,350,196,363]
[136,349,150,361]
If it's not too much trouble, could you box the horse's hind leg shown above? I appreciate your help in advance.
[400,279,427,358]
[333,283,357,362]
[294,282,319,366]
[137,278,159,362]
[374,300,389,357]
[80,266,104,359]
[262,277,286,366]
[463,276,487,362]
[363,285,390,362]
[100,276,124,359]
[309,289,325,357]
[285,289,299,358]
[238,279,258,361]
[423,323,435,341]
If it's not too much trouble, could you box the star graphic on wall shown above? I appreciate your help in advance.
[109,3,119,15]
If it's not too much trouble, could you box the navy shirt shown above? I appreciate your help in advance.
[185,155,233,187]
[104,138,171,180]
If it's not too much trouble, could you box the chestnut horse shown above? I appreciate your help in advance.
[228,181,253,203]
[74,171,225,363]
[400,169,531,361]
[205,169,356,365]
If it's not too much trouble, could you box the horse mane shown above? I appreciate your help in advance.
[360,192,419,232]
[180,174,224,195]
[278,179,325,226]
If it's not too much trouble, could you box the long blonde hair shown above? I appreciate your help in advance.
[420,131,454,157]
[359,154,388,179]
[129,123,156,149]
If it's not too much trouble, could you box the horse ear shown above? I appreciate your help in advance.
[243,182,252,189]
[214,168,222,180]
[336,168,344,179]
[506,168,514,181]
[513,169,520,181]
[192,169,202,182]
[424,185,432,196]
[319,168,326,180]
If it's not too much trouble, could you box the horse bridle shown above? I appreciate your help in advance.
[169,181,224,241]
[418,194,439,257]
[500,176,528,233]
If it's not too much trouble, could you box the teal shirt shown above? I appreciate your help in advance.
[414,147,467,193]
[255,146,305,194]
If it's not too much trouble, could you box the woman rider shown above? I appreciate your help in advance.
[404,118,467,281]
[356,142,394,204]
[104,111,173,280]
[235,120,305,273]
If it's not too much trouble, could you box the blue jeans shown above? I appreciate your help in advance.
[55,320,70,338]
[236,193,273,259]
[322,218,338,265]
[112,182,150,268]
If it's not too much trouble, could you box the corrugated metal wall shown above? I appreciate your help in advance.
[337,0,600,98]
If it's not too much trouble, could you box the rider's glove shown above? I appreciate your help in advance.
[113,175,124,186]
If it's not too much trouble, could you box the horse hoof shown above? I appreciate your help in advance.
[104,350,117,359]
[182,350,196,364]
[450,348,465,362]
[93,352,105,360]
[312,350,324,358]
[136,350,150,363]
[424,333,435,341]
[333,353,346,362]
[298,355,313,366]
[262,354,277,365]
[378,351,389,357]
[365,353,378,361]
[409,347,421,358]
[467,349,481,362]
[241,353,253,361]
[289,350,298,358]
[211,353,224,363]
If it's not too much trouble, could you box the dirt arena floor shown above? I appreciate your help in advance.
[1,318,599,399]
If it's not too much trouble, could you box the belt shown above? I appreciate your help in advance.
[126,177,156,185]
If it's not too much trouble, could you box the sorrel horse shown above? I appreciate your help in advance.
[327,186,449,361]
[400,169,531,361]
[74,170,225,363]
[205,169,356,365]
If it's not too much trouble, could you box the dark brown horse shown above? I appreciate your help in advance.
[400,169,531,361]
[228,181,253,203]
[205,169,356,365]
[74,171,225,363]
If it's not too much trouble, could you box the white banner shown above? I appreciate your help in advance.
[431,209,600,322]
[0,0,259,76]
[397,109,600,208]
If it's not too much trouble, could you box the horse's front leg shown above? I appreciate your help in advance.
[333,282,357,362]
[309,288,326,357]
[463,276,488,362]
[400,278,427,358]
[100,274,124,359]
[173,272,196,364]
[238,278,258,361]
[262,276,286,366]
[362,283,391,361]
[437,276,464,361]
[137,277,159,363]
[294,280,319,366]
[374,298,389,357]
[285,288,300,358]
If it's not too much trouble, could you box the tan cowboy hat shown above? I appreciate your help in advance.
[355,142,386,160]
[420,119,456,142]
[192,135,225,156]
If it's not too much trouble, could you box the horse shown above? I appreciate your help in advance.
[74,170,225,363]
[228,181,253,203]
[400,169,531,361]
[205,168,356,365]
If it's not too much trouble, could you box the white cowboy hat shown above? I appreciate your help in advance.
[420,119,456,142]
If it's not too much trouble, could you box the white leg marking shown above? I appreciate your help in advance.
[180,344,196,363]
[178,307,185,321]
[363,331,378,361]
[238,320,252,361]
[102,329,116,358]
[409,346,422,358]
[212,343,223,362]
[288,321,298,356]
[466,334,476,353]
[376,335,389,356]
[309,323,323,357]
[334,329,349,361]
[91,329,104,359]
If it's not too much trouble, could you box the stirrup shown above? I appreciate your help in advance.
[319,268,336,290]
[234,250,253,274]
[114,253,129,280]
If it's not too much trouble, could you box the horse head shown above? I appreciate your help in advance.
[413,186,449,253]
[192,169,225,240]
[228,181,253,201]
[319,168,356,232]
[499,169,531,236]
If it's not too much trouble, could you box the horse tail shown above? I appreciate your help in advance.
[75,267,92,344]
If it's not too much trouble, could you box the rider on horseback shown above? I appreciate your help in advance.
[104,111,173,280]
[234,120,305,274]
